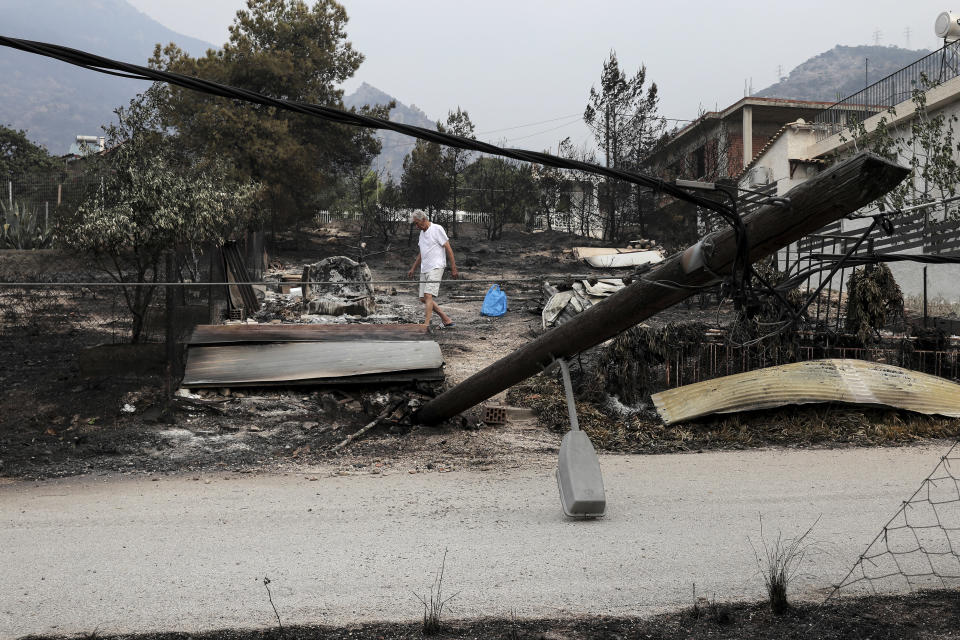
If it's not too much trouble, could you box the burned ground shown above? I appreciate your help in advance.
[17,590,960,639]
[1,226,959,480]
[0,228,590,479]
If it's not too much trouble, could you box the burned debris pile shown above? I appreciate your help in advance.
[301,256,377,317]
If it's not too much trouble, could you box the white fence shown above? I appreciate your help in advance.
[314,209,492,226]
[532,212,605,239]
[315,208,605,238]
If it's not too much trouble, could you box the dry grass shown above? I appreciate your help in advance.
[749,516,819,616]
[414,549,458,636]
[507,373,960,453]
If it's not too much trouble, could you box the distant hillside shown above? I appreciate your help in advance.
[343,82,436,180]
[0,0,213,154]
[756,45,932,102]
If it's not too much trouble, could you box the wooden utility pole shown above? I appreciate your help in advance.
[417,153,909,425]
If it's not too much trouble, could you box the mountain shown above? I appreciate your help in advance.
[0,0,213,154]
[343,82,436,180]
[755,45,933,102]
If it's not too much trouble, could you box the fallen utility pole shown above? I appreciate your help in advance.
[417,152,909,425]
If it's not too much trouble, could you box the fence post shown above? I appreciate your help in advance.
[165,251,177,399]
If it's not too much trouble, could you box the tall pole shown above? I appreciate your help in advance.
[417,153,909,425]
[605,104,611,239]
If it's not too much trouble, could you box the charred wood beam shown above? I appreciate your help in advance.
[417,152,910,425]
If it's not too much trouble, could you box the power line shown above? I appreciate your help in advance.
[498,115,585,143]
[0,36,728,217]
[477,112,583,134]
[0,275,628,288]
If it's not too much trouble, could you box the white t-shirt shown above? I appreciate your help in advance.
[418,223,449,272]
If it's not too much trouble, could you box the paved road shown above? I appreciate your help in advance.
[0,445,949,638]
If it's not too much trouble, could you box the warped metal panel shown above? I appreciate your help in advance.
[584,250,664,269]
[189,323,428,345]
[182,340,443,387]
[652,359,960,425]
[183,369,444,388]
[573,247,649,259]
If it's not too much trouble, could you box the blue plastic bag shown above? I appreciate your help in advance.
[481,284,507,317]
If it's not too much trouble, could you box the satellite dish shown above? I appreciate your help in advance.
[935,11,960,42]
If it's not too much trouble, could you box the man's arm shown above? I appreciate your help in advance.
[407,254,421,278]
[443,241,458,278]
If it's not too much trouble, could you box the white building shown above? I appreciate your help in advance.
[737,44,960,303]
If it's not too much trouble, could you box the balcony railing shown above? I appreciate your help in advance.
[813,39,960,141]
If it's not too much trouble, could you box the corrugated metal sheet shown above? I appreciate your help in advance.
[189,323,428,345]
[182,340,443,387]
[652,359,960,425]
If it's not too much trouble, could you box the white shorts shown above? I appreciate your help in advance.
[419,268,443,298]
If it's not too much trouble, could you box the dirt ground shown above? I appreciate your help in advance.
[5,228,960,637]
[18,590,960,639]
[1,226,959,480]
[0,227,620,479]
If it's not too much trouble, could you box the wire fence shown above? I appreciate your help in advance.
[828,441,960,598]
[3,172,100,218]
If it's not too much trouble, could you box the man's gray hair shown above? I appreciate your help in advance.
[409,211,428,223]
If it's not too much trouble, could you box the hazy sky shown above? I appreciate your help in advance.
[126,0,953,153]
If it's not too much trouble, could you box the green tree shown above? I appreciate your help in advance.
[64,85,258,343]
[150,0,381,231]
[0,126,60,178]
[584,51,664,240]
[463,157,536,240]
[401,138,447,223]
[438,107,475,236]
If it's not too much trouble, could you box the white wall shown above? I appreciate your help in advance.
[745,81,960,302]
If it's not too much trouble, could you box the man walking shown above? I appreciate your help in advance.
[407,212,458,328]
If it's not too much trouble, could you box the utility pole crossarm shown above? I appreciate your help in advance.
[416,152,910,425]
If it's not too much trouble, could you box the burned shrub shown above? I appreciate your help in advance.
[845,263,903,345]
[590,322,709,406]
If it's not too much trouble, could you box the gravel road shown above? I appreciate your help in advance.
[1,444,949,638]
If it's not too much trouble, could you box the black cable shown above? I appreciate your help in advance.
[0,35,729,216]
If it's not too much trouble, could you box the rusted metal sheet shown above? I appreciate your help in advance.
[181,340,443,387]
[189,323,428,345]
[651,359,960,425]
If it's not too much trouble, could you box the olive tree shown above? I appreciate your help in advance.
[64,85,258,342]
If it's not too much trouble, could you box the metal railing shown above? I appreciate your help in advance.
[814,39,960,141]
[656,338,960,392]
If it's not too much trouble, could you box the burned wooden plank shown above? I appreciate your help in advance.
[222,242,260,312]
[188,323,429,345]
[181,340,443,387]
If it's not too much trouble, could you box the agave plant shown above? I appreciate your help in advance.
[0,200,54,249]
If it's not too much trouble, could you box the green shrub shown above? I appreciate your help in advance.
[0,200,54,249]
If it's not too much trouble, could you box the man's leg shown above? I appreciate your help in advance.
[430,297,452,325]
[423,293,435,327]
